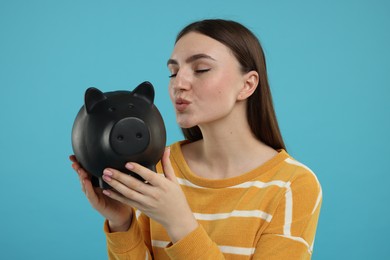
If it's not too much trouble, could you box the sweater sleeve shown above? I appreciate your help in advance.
[164,224,225,259]
[253,168,322,259]
[104,208,152,259]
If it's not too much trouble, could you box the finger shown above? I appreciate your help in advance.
[79,175,86,193]
[77,167,89,180]
[69,155,77,163]
[70,155,83,173]
[124,163,160,187]
[77,168,90,193]
[83,177,100,206]
[161,147,178,184]
[102,189,142,209]
[71,160,82,173]
[102,170,148,203]
[69,156,84,175]
[103,168,154,195]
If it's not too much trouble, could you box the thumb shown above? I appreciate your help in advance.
[162,147,178,184]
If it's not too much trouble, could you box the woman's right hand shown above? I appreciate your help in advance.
[69,155,133,232]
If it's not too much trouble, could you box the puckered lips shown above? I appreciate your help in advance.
[175,97,191,112]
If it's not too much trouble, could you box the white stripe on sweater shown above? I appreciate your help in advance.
[193,210,272,222]
[283,186,293,236]
[276,234,312,254]
[177,178,206,189]
[135,209,141,220]
[218,245,255,256]
[152,240,255,256]
[284,158,322,214]
[230,180,290,189]
[177,177,290,190]
[151,240,170,248]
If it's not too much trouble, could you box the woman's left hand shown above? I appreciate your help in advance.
[101,147,198,243]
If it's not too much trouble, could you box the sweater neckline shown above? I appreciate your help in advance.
[170,141,289,189]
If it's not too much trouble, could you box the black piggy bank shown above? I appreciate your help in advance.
[71,81,166,189]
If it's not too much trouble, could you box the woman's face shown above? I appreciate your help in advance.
[167,32,247,129]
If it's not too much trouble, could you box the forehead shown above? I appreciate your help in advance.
[169,32,234,62]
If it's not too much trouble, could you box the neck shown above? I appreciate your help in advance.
[200,120,256,160]
[186,104,277,179]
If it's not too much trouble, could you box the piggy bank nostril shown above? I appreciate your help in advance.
[128,103,134,109]
[110,118,150,156]
[109,107,116,112]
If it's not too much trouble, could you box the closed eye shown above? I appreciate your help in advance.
[169,69,210,78]
[195,69,211,74]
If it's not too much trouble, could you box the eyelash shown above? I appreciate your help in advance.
[196,69,211,74]
[169,69,211,78]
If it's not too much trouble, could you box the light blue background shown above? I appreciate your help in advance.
[0,0,389,259]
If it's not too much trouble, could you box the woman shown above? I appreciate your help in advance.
[70,19,322,259]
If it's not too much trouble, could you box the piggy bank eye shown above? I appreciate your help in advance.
[128,103,134,109]
[108,107,116,112]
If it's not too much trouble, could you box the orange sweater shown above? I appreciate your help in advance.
[104,141,322,259]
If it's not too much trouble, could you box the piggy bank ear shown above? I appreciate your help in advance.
[85,87,107,113]
[132,81,155,104]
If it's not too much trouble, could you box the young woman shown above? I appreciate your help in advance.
[70,19,322,259]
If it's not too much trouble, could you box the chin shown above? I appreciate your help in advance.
[176,118,196,129]
[178,122,196,129]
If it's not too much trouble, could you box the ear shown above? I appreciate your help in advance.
[237,71,259,101]
[132,81,155,104]
[85,87,106,113]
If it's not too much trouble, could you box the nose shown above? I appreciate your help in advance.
[171,70,191,92]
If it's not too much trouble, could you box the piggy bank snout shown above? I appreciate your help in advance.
[110,117,150,156]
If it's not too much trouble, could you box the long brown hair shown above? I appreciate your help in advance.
[175,19,286,151]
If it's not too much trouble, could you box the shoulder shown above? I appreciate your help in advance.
[278,154,322,212]
[284,156,320,188]
[262,150,321,187]
[268,151,322,199]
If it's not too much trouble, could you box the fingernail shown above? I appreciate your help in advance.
[103,189,111,196]
[103,175,111,182]
[103,169,113,176]
[126,163,134,170]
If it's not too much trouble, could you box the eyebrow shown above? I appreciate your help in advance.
[167,53,216,66]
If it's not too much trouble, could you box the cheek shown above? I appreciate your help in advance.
[213,84,237,103]
[213,70,241,96]
[214,89,224,101]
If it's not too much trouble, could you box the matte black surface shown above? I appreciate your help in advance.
[71,81,166,189]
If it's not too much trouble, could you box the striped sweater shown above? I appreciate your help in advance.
[104,141,322,259]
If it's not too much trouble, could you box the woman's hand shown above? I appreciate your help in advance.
[69,155,133,232]
[101,147,199,243]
